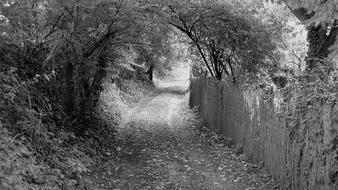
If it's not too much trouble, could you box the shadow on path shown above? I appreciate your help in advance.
[91,83,278,190]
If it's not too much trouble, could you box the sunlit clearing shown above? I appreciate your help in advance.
[154,60,191,92]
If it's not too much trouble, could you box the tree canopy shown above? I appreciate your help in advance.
[1,0,332,134]
[274,0,338,68]
[156,0,281,83]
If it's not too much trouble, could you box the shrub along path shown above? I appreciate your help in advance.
[91,83,278,190]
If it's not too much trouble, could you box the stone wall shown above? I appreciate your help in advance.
[189,78,338,190]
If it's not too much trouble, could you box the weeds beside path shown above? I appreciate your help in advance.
[91,85,278,190]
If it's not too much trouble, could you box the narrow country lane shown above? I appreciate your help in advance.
[92,64,277,190]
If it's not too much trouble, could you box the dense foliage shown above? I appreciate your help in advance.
[0,0,285,140]
[161,1,281,83]
[273,0,338,69]
[0,0,335,147]
[0,0,174,134]
[0,0,337,189]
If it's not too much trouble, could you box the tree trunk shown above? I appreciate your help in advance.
[194,40,215,77]
[79,63,90,120]
[147,63,154,81]
[63,61,74,114]
[169,22,215,78]
[306,24,338,70]
[288,7,338,70]
[90,53,107,107]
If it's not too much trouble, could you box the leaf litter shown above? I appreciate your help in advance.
[91,92,279,190]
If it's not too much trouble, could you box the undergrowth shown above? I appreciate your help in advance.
[0,68,154,190]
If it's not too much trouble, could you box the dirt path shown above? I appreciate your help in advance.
[90,63,277,189]
[91,83,278,190]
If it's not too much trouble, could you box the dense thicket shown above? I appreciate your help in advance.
[165,1,281,83]
[0,0,337,189]
[0,0,174,137]
[0,0,283,138]
[1,0,336,152]
[278,0,338,70]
